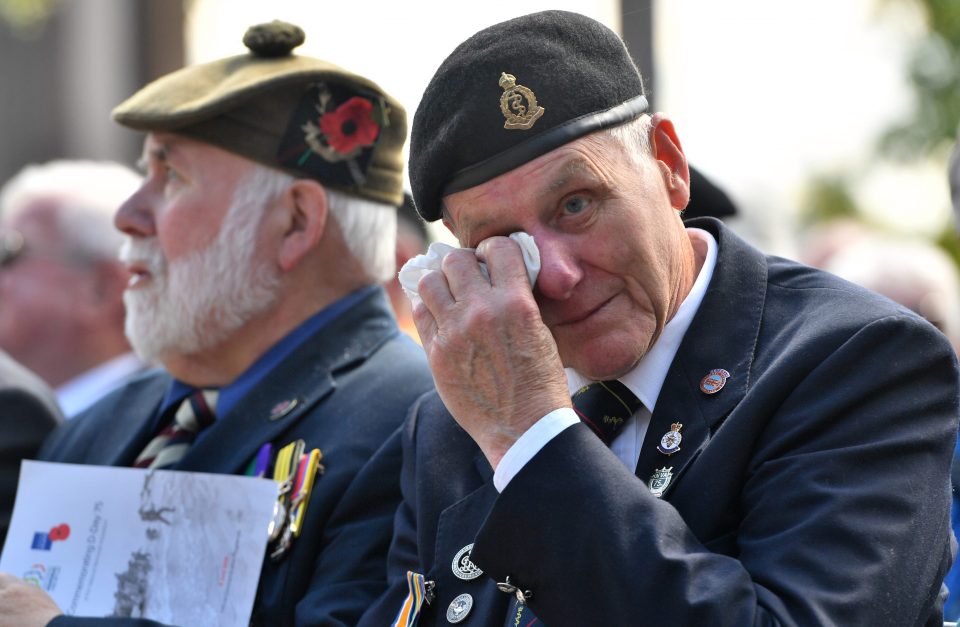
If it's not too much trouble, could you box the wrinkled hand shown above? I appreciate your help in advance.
[414,236,571,467]
[0,572,63,627]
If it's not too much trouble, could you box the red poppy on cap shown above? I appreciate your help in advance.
[318,97,380,154]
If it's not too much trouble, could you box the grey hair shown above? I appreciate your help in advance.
[602,114,654,166]
[231,165,293,224]
[227,165,294,254]
[236,164,397,283]
[325,187,396,283]
[0,160,141,265]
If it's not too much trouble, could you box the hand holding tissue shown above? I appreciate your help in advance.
[398,232,540,305]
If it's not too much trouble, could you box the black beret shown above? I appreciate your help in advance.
[685,166,738,220]
[398,192,429,242]
[113,21,407,206]
[409,10,648,221]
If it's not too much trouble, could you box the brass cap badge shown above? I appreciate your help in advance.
[499,72,544,130]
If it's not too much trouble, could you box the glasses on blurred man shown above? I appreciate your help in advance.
[0,230,25,268]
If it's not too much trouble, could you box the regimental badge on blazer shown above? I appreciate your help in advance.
[699,368,731,394]
[657,423,683,456]
[648,466,673,498]
[451,543,483,580]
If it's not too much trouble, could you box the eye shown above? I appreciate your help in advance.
[163,164,180,183]
[562,195,590,215]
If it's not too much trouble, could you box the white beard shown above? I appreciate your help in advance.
[120,193,281,363]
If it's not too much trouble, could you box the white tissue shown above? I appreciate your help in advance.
[398,232,541,304]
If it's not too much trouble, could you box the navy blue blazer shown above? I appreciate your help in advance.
[39,289,434,627]
[362,218,960,627]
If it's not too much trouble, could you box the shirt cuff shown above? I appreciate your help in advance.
[493,407,580,492]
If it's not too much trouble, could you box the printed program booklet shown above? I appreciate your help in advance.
[0,460,278,626]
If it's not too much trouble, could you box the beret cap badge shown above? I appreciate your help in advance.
[499,72,544,130]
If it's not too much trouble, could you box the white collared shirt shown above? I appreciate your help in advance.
[494,228,718,491]
[56,352,146,418]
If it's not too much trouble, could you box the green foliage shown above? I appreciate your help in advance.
[801,0,960,271]
[802,174,861,226]
[0,0,61,38]
[879,0,960,160]
[935,221,960,267]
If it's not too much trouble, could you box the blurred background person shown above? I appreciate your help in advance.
[0,160,145,417]
[810,227,960,349]
[0,349,62,545]
[386,192,430,343]
[950,136,960,236]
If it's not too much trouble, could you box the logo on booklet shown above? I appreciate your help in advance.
[22,563,61,591]
[31,523,70,551]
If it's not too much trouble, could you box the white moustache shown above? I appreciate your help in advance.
[119,238,166,276]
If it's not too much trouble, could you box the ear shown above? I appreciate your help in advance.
[278,179,328,272]
[650,113,690,211]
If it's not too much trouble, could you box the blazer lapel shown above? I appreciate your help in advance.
[430,462,506,624]
[434,477,497,574]
[432,449,493,552]
[635,218,767,498]
[178,370,336,474]
[177,289,399,474]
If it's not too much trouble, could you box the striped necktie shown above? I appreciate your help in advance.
[571,380,642,446]
[133,389,218,470]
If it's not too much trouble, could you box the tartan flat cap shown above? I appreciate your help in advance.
[409,10,648,221]
[113,21,407,205]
